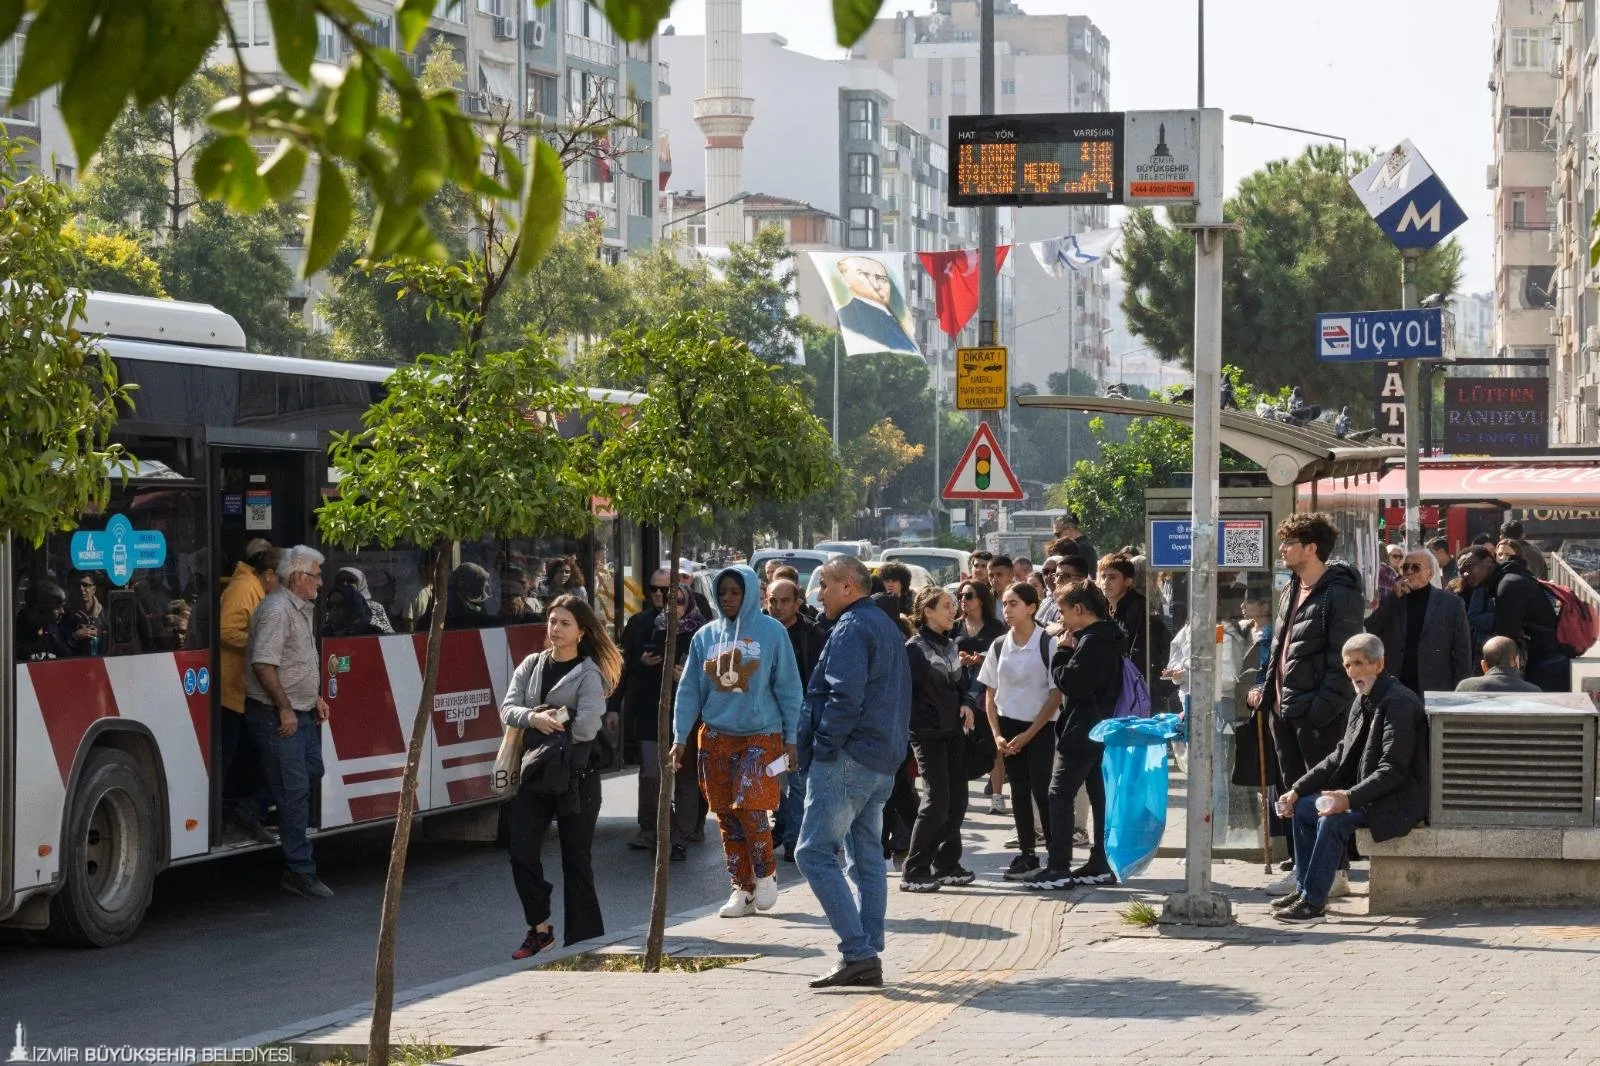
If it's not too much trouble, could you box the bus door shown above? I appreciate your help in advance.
[210,448,318,845]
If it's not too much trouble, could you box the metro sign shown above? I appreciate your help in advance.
[1350,139,1466,251]
[1320,319,1351,357]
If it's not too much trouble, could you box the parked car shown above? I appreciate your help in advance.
[749,548,833,590]
[813,539,875,559]
[879,547,971,589]
[806,560,934,612]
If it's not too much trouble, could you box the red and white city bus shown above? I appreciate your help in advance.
[0,293,645,945]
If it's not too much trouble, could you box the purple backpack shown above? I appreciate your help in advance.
[1111,656,1151,719]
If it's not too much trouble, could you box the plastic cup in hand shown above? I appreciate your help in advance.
[1315,795,1336,815]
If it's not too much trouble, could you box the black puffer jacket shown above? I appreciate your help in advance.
[1050,618,1125,749]
[1486,557,1560,666]
[1262,562,1366,729]
[906,626,969,737]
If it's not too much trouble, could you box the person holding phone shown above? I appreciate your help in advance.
[501,595,622,959]
[672,565,804,919]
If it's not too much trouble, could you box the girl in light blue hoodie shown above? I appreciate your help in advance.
[672,565,804,918]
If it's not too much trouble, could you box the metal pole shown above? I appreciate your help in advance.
[1403,252,1421,545]
[978,0,999,532]
[832,329,841,541]
[1164,108,1231,927]
[1196,0,1205,108]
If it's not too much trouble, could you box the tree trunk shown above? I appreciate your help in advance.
[367,544,452,1066]
[642,525,684,972]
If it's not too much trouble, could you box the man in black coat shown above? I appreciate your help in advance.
[1098,556,1169,691]
[1465,550,1566,692]
[623,569,698,857]
[1250,513,1366,894]
[768,578,824,861]
[1273,633,1429,924]
[1363,548,1472,701]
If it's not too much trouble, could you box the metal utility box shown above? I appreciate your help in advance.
[1425,693,1598,828]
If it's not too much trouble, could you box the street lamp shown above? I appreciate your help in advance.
[1230,114,1348,175]
[659,190,752,241]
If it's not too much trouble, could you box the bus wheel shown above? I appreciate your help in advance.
[46,748,160,947]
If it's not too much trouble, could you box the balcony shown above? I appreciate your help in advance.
[566,32,617,69]
[1501,223,1558,266]
[569,197,619,231]
[657,60,670,95]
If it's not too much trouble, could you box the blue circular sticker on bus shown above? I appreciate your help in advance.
[196,667,210,694]
[183,668,197,695]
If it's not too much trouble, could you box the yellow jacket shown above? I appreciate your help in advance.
[219,562,266,713]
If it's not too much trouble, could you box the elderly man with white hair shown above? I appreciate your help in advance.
[1361,546,1472,701]
[245,545,333,899]
[1271,633,1429,924]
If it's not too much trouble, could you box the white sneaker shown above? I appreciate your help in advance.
[990,794,1008,815]
[719,889,755,918]
[1263,871,1298,895]
[1327,870,1351,899]
[753,875,778,911]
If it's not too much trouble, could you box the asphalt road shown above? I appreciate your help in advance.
[0,770,738,1050]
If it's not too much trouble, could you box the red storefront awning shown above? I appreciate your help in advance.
[1375,464,1600,504]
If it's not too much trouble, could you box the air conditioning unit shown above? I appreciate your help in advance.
[1549,227,1561,253]
[1586,325,1600,352]
[1486,163,1498,189]
[464,94,490,115]
[524,20,545,47]
[492,15,514,39]
[1550,314,1564,336]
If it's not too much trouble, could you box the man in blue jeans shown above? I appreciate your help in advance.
[244,545,333,899]
[1272,633,1429,924]
[796,556,911,989]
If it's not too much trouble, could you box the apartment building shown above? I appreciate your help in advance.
[851,0,1112,391]
[1490,0,1560,392]
[1547,0,1600,443]
[0,26,74,181]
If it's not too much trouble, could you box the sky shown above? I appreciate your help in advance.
[661,0,1503,294]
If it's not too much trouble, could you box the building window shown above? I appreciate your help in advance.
[847,98,878,143]
[434,0,466,21]
[228,0,272,46]
[0,33,35,123]
[1507,28,1552,72]
[527,72,558,118]
[847,153,879,196]
[1001,79,1016,95]
[929,80,941,96]
[625,177,651,218]
[952,77,966,95]
[1511,191,1528,228]
[1505,107,1553,151]
[847,207,878,249]
[928,116,941,131]
[54,163,73,186]
[883,224,896,249]
[687,221,706,246]
[566,0,614,42]
[315,14,339,60]
[477,0,504,14]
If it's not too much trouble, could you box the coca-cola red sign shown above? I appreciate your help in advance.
[1443,378,1548,457]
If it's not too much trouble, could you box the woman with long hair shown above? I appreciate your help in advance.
[672,566,803,918]
[501,594,621,959]
[900,585,977,892]
[977,581,1060,881]
[955,579,1007,814]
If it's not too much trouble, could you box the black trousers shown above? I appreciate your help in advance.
[881,751,920,854]
[508,770,604,946]
[906,734,970,879]
[999,716,1053,855]
[217,707,267,813]
[1046,740,1106,873]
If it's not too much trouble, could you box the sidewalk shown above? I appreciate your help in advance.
[263,795,1600,1066]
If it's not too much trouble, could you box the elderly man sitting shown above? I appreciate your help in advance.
[1271,633,1429,924]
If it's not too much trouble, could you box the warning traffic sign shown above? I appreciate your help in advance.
[942,421,1023,501]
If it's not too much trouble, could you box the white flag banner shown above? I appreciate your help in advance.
[808,251,922,358]
[1029,227,1123,277]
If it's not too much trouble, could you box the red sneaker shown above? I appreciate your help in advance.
[511,926,555,960]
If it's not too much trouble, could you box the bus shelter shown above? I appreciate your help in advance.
[1017,394,1400,851]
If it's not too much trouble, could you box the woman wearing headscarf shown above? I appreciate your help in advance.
[335,566,394,634]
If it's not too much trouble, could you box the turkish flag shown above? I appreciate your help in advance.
[917,247,1011,338]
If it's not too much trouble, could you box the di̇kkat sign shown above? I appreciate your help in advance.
[1444,377,1549,456]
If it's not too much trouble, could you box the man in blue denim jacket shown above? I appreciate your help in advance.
[796,556,911,990]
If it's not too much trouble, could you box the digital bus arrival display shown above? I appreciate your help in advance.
[948,113,1125,207]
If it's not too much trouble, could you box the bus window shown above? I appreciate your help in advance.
[14,481,211,657]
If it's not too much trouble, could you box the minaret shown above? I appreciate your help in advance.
[695,0,753,247]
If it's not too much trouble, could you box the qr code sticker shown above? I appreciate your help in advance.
[1222,524,1265,568]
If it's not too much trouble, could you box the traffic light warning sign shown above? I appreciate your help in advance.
[942,421,1023,501]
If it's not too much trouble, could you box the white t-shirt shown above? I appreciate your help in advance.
[977,627,1059,722]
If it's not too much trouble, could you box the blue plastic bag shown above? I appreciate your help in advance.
[1087,713,1184,881]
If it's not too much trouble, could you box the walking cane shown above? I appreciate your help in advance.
[1256,703,1271,873]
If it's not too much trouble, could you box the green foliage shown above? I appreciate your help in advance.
[1055,369,1268,551]
[317,258,596,552]
[1120,146,1463,414]
[0,134,131,544]
[158,202,307,355]
[595,311,839,533]
[66,223,167,298]
[2,2,884,278]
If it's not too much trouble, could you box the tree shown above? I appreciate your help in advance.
[845,418,924,512]
[1055,370,1281,551]
[315,100,569,1066]
[0,134,131,543]
[158,202,306,354]
[1119,146,1464,413]
[66,222,166,298]
[594,310,837,972]
[1,1,892,281]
